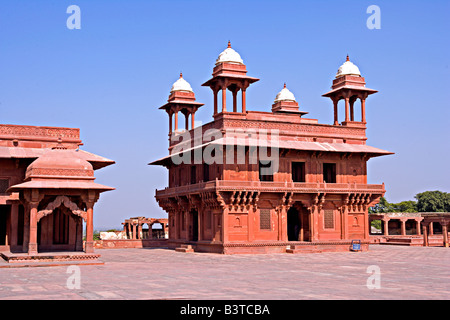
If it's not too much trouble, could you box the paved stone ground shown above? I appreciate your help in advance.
[0,245,448,300]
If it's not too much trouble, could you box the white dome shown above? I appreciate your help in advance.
[274,84,296,103]
[336,56,361,78]
[170,73,193,93]
[215,41,244,65]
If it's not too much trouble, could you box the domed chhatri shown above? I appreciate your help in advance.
[323,55,378,125]
[170,73,194,93]
[215,41,244,65]
[160,72,204,133]
[274,83,296,103]
[336,55,361,78]
[271,83,307,115]
[25,148,95,181]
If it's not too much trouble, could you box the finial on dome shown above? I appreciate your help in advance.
[180,72,183,78]
[283,83,286,89]
[227,40,231,48]
[346,55,350,62]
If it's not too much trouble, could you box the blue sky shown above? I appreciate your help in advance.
[0,0,449,229]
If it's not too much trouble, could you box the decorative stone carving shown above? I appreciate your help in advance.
[37,195,86,222]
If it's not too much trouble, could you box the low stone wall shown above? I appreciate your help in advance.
[94,239,168,249]
[167,240,370,254]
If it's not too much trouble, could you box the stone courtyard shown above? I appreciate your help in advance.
[0,245,448,300]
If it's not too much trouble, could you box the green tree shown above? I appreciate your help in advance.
[369,196,392,213]
[390,200,418,213]
[415,191,450,212]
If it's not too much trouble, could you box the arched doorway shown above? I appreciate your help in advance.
[287,204,311,241]
[190,209,199,241]
[287,207,301,241]
[37,205,83,252]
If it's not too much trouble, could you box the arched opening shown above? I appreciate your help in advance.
[37,205,83,252]
[369,219,383,234]
[405,220,417,235]
[287,207,300,241]
[432,222,442,235]
[151,222,165,239]
[141,223,150,239]
[287,204,310,241]
[349,95,362,122]
[189,210,199,241]
[388,219,401,235]
[336,98,346,124]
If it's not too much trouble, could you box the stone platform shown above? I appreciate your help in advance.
[0,251,103,268]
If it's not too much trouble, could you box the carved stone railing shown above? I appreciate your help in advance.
[0,124,80,141]
[155,179,385,198]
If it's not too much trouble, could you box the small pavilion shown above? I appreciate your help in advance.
[369,212,449,247]
[122,217,169,240]
[4,143,114,261]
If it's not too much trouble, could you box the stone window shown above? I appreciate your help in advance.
[0,179,9,194]
[292,162,306,182]
[203,164,210,182]
[260,209,271,230]
[323,163,336,183]
[190,165,197,185]
[324,210,334,229]
[259,161,273,182]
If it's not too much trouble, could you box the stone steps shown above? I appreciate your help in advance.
[175,244,194,253]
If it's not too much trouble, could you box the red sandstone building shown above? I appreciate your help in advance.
[150,43,393,254]
[0,124,114,261]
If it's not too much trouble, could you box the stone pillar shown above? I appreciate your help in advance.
[299,211,304,241]
[278,206,287,242]
[213,90,218,115]
[222,208,229,243]
[169,112,173,134]
[383,218,389,236]
[185,210,190,241]
[416,219,421,235]
[126,223,131,239]
[333,99,338,125]
[191,112,195,130]
[85,202,94,253]
[344,97,350,122]
[174,112,178,132]
[76,218,83,251]
[400,218,407,236]
[247,207,255,242]
[211,212,217,242]
[429,222,434,235]
[422,224,428,247]
[442,223,449,248]
[137,223,142,240]
[361,98,366,123]
[364,212,370,240]
[222,87,227,112]
[309,206,319,242]
[132,223,137,240]
[22,206,30,252]
[242,89,246,113]
[9,204,19,249]
[197,209,202,241]
[28,202,39,255]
